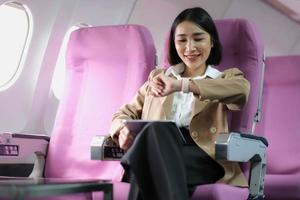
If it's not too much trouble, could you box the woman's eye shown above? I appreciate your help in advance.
[177,39,186,43]
[194,38,204,42]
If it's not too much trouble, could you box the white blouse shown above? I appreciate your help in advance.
[165,63,222,127]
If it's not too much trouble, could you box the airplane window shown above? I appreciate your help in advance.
[51,23,90,99]
[0,2,31,90]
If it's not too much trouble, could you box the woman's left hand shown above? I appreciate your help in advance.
[149,75,181,97]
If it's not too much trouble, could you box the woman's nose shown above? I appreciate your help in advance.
[186,40,196,52]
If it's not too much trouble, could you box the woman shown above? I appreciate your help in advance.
[109,7,250,200]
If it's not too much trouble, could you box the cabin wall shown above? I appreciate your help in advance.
[0,0,300,135]
[129,0,300,63]
[223,0,300,56]
[0,0,136,134]
[0,0,62,134]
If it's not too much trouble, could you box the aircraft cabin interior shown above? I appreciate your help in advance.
[0,0,299,200]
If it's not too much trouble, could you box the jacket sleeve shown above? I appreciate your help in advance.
[192,68,250,111]
[109,68,162,140]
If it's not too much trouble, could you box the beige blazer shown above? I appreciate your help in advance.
[110,66,250,187]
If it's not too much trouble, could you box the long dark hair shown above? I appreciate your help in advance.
[168,7,222,66]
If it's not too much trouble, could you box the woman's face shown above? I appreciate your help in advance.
[174,21,213,71]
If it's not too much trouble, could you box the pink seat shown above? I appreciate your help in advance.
[44,25,156,199]
[162,18,265,200]
[256,56,300,200]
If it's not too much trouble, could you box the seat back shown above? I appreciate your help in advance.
[256,56,300,175]
[255,56,300,200]
[214,19,264,134]
[45,25,156,180]
[162,19,264,134]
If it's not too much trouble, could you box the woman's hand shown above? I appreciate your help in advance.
[118,126,136,150]
[149,75,181,97]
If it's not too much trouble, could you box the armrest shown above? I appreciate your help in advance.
[215,132,267,162]
[90,135,125,160]
[238,133,268,147]
[215,132,268,200]
[0,133,49,178]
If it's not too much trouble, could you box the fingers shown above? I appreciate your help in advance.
[149,75,177,97]
[150,76,165,96]
[150,82,163,96]
[153,76,164,86]
[118,127,136,150]
[151,78,164,89]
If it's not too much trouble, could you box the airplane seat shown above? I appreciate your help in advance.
[0,24,156,200]
[45,24,156,180]
[45,24,156,199]
[162,18,266,200]
[255,55,300,200]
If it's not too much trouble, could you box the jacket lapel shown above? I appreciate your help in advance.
[160,93,174,119]
[191,98,209,118]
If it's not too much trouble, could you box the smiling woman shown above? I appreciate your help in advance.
[0,2,31,90]
[109,7,250,200]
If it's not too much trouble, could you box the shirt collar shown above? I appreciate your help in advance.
[165,63,222,80]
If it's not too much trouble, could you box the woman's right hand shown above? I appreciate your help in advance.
[118,126,136,150]
[149,75,181,97]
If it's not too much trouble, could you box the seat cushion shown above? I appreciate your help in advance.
[265,174,300,200]
[192,183,249,200]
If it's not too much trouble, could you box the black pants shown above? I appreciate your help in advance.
[121,122,225,200]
